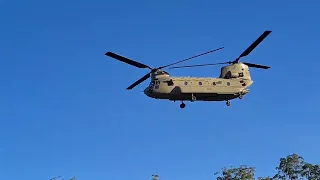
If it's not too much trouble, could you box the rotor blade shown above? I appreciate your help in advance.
[237,30,272,60]
[105,52,152,69]
[243,62,270,69]
[126,72,151,90]
[169,62,230,69]
[159,47,224,69]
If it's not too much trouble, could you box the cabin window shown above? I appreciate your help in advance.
[227,82,230,86]
[199,82,202,85]
[184,81,188,85]
[239,72,244,77]
[167,79,174,86]
[213,82,216,86]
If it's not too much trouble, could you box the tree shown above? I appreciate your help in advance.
[301,163,320,180]
[214,165,255,180]
[273,154,305,179]
[214,154,319,180]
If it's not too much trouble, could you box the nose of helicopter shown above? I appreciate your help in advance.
[144,87,151,97]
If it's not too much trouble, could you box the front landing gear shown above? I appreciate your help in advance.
[239,93,243,99]
[239,94,243,99]
[180,102,186,109]
[226,100,230,106]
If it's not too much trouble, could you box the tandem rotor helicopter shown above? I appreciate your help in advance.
[105,30,272,108]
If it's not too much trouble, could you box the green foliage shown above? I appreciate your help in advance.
[273,154,305,179]
[214,165,255,180]
[258,177,272,180]
[214,154,319,180]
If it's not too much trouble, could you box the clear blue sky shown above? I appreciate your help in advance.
[1,0,320,179]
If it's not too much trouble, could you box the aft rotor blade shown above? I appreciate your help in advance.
[243,62,270,69]
[237,30,272,60]
[159,47,224,69]
[127,72,151,90]
[105,52,152,69]
[169,62,229,69]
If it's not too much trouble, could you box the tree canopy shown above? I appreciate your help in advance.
[214,154,319,180]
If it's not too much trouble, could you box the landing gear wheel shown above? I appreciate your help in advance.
[180,102,186,109]
[226,100,230,106]
[191,94,196,102]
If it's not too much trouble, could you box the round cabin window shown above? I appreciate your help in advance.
[184,81,188,85]
[199,82,202,85]
[227,82,230,86]
[213,82,216,86]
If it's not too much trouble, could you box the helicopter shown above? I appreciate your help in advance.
[105,30,272,108]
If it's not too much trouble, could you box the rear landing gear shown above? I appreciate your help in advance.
[191,94,196,102]
[226,100,230,106]
[180,102,186,109]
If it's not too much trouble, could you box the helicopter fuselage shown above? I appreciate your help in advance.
[144,76,252,101]
[144,63,253,102]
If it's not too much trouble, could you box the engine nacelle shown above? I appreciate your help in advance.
[220,63,251,80]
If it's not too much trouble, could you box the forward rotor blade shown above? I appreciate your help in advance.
[105,52,152,69]
[237,30,272,60]
[243,62,270,69]
[126,72,151,90]
[159,47,224,69]
[169,62,229,69]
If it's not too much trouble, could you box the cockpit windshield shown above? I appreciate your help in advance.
[149,80,154,88]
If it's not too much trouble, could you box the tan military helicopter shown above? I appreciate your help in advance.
[105,30,272,108]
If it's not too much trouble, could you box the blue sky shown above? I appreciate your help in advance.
[1,0,320,179]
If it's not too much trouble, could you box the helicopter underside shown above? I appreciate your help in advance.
[145,89,249,102]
